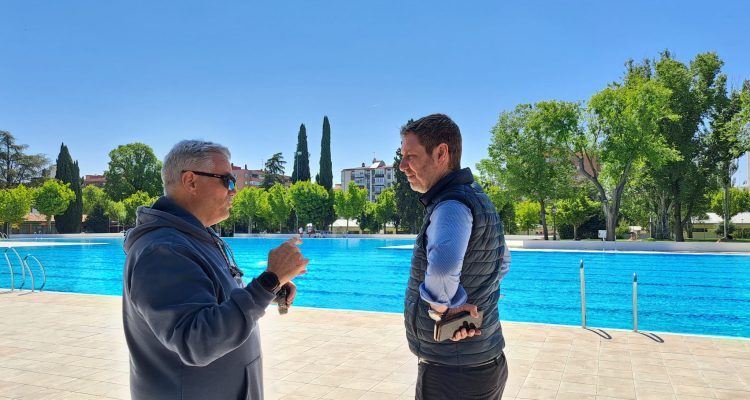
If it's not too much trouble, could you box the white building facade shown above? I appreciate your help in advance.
[340,159,395,202]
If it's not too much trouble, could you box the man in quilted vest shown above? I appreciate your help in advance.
[400,114,511,399]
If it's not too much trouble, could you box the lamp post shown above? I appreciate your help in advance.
[552,204,558,241]
[649,214,653,239]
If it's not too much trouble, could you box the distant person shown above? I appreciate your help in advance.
[122,140,309,400]
[400,114,511,399]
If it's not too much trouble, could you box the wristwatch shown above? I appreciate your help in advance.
[257,271,281,294]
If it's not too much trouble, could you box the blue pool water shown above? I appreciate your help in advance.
[3,237,750,338]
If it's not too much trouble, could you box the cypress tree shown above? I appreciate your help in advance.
[318,116,335,229]
[319,116,333,190]
[291,124,310,182]
[83,202,109,233]
[54,143,83,233]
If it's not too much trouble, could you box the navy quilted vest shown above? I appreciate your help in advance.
[403,168,506,365]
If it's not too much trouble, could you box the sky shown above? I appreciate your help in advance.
[1,0,749,186]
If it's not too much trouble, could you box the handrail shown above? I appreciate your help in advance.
[22,256,34,292]
[633,273,638,332]
[4,248,26,290]
[580,259,586,329]
[24,255,45,292]
[2,250,14,292]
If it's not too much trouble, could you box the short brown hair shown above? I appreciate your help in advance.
[400,114,462,170]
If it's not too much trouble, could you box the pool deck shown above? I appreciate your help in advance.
[0,291,748,400]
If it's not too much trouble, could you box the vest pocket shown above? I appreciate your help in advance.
[243,355,263,400]
[404,290,418,338]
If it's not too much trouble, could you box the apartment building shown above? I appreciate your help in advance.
[82,174,106,188]
[231,164,290,190]
[340,159,395,202]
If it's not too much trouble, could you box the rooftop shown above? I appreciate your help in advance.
[0,291,748,399]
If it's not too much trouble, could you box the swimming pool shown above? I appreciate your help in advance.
[3,237,749,338]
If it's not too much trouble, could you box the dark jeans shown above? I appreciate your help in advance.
[415,353,508,400]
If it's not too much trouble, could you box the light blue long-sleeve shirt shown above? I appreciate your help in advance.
[419,200,511,309]
[419,200,472,308]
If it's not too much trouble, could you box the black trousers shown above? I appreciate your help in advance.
[415,353,508,400]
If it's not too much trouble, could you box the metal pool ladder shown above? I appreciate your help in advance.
[2,247,46,293]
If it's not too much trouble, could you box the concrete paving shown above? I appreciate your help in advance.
[0,291,748,399]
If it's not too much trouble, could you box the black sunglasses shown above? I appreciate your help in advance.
[182,170,236,191]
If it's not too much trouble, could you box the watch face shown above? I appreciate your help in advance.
[259,271,280,293]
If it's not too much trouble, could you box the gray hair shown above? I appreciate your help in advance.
[162,140,231,195]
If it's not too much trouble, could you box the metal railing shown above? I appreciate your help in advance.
[580,259,586,329]
[2,249,15,292]
[578,260,640,333]
[4,248,28,291]
[2,247,46,293]
[24,254,46,292]
[633,273,638,332]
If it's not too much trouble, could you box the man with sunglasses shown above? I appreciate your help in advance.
[122,140,309,400]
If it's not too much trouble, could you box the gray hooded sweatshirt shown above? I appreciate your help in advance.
[123,197,274,400]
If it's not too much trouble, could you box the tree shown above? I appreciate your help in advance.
[122,191,158,226]
[83,185,124,230]
[562,61,680,241]
[256,193,272,232]
[516,200,540,235]
[83,185,109,214]
[262,152,286,189]
[0,185,33,237]
[83,203,110,233]
[0,131,50,188]
[334,181,368,233]
[291,124,310,183]
[619,168,661,236]
[393,147,422,234]
[708,79,750,239]
[556,192,600,240]
[482,102,577,240]
[373,187,397,234]
[53,143,83,233]
[105,200,127,231]
[32,179,75,233]
[350,184,367,221]
[317,116,335,229]
[482,182,517,234]
[357,203,381,233]
[289,181,329,229]
[268,183,292,232]
[710,188,750,221]
[318,116,333,189]
[233,187,268,233]
[648,51,724,241]
[104,143,163,201]
[218,207,240,237]
[741,80,750,127]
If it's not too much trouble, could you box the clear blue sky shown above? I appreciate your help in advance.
[1,0,748,185]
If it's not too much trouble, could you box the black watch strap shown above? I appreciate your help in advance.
[257,271,281,294]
